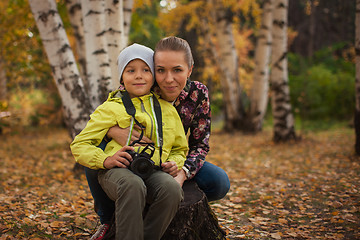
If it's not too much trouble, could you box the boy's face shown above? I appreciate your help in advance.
[122,59,154,98]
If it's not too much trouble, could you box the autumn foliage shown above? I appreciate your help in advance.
[0,126,359,239]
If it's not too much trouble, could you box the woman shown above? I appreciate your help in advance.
[87,36,230,240]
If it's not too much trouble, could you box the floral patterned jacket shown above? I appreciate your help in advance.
[172,80,211,179]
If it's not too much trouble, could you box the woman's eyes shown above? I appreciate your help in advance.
[156,68,182,73]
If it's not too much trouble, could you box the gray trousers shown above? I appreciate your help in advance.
[98,168,184,240]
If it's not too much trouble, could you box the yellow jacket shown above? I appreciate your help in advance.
[70,90,188,170]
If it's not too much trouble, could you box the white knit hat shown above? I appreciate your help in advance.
[117,43,154,82]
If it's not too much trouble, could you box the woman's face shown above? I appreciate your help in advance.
[154,51,192,102]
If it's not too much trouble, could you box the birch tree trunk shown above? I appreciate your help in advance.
[104,0,125,88]
[81,0,113,109]
[247,0,273,132]
[354,0,360,154]
[65,0,87,89]
[29,0,91,139]
[269,0,296,142]
[123,0,133,45]
[208,1,243,131]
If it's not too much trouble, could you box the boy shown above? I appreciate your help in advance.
[70,44,188,240]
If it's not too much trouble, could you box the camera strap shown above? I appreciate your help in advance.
[121,91,163,166]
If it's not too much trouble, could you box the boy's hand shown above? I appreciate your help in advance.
[107,125,152,146]
[103,146,134,169]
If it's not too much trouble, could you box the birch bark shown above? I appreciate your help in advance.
[29,0,91,138]
[248,0,273,132]
[81,0,113,109]
[104,0,125,89]
[208,0,243,131]
[269,0,296,141]
[65,0,87,89]
[123,0,133,45]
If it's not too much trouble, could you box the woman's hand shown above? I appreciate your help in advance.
[173,169,186,187]
[161,161,179,177]
[103,146,134,169]
[161,161,186,187]
[107,125,152,146]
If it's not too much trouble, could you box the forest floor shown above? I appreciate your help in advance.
[0,126,359,239]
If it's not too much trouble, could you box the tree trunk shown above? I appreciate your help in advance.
[65,0,87,90]
[269,0,297,142]
[29,0,91,139]
[123,0,133,45]
[162,180,226,240]
[208,1,243,131]
[0,57,6,102]
[355,0,360,155]
[247,0,273,132]
[307,0,316,58]
[104,0,125,89]
[81,0,113,109]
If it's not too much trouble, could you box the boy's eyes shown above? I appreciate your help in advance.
[126,68,150,73]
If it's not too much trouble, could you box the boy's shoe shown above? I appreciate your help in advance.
[90,223,110,240]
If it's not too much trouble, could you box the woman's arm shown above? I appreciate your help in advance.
[107,125,152,146]
[183,82,211,179]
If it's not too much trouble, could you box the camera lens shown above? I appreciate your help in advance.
[130,157,153,179]
[137,160,152,174]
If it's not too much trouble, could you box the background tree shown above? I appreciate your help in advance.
[29,0,91,138]
[81,0,113,108]
[207,0,244,131]
[0,57,6,104]
[355,0,360,155]
[269,0,296,141]
[28,0,134,138]
[159,0,260,132]
[288,0,356,57]
[65,0,86,83]
[247,0,273,132]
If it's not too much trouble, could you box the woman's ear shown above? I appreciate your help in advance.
[187,65,193,78]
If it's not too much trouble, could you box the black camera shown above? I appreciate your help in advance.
[126,144,156,179]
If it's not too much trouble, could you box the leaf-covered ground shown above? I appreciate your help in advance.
[0,127,359,239]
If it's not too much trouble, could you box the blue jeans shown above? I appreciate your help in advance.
[85,161,230,224]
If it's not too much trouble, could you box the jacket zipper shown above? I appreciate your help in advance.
[139,98,153,140]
